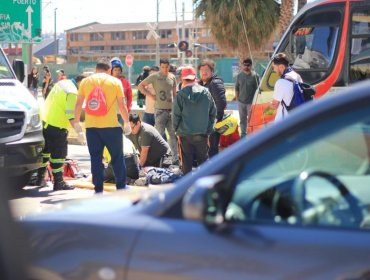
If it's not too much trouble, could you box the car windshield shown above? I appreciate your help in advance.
[242,109,370,180]
[0,51,13,79]
[228,104,370,229]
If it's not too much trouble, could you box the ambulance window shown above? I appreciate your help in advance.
[0,52,13,79]
[350,9,370,84]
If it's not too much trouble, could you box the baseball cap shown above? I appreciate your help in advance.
[56,69,64,74]
[181,66,196,80]
[111,59,123,70]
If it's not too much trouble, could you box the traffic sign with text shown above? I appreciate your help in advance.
[0,0,42,43]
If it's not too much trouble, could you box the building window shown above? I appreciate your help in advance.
[132,31,148,40]
[160,29,172,39]
[202,29,211,38]
[178,28,190,39]
[132,44,149,53]
[90,33,104,41]
[111,32,125,40]
[90,46,104,52]
[111,45,128,51]
[70,33,83,41]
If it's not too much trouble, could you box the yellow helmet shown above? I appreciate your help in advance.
[214,113,238,136]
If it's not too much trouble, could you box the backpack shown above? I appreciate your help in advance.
[63,159,86,179]
[85,81,108,116]
[281,77,316,111]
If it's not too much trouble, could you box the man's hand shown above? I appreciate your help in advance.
[123,122,132,135]
[77,132,87,145]
[73,122,86,145]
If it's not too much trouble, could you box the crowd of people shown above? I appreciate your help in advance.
[29,53,298,192]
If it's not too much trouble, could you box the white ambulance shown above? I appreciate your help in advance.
[0,47,44,188]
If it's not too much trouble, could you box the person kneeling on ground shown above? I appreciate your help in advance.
[127,113,172,168]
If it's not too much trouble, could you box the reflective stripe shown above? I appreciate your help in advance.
[52,167,64,173]
[50,158,64,164]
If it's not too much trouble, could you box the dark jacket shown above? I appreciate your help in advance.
[27,73,39,89]
[172,84,216,136]
[199,74,226,121]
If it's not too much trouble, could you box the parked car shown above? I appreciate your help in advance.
[23,81,370,280]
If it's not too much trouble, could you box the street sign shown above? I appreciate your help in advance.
[0,0,42,43]
[125,54,134,67]
[146,22,160,40]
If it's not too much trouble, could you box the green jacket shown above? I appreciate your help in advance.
[172,84,216,136]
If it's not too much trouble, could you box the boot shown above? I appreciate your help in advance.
[34,167,47,188]
[53,172,74,191]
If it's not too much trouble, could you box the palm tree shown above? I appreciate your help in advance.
[193,0,279,58]
[279,0,294,37]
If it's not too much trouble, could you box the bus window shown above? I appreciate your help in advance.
[350,9,370,83]
[268,10,342,87]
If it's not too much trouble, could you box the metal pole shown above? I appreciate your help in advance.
[180,1,185,65]
[155,0,160,66]
[54,8,57,64]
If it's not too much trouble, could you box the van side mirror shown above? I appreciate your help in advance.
[182,175,225,226]
[12,59,25,82]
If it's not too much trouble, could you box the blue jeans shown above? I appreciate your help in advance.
[142,112,155,126]
[86,127,126,192]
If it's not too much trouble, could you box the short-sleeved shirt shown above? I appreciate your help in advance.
[127,123,170,166]
[78,72,123,128]
[144,72,176,110]
[42,79,78,129]
[273,71,302,122]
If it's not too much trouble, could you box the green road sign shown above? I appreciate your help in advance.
[0,0,41,43]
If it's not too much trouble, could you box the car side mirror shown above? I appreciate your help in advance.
[12,59,25,82]
[182,175,225,226]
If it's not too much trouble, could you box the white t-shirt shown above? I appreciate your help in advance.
[273,71,302,122]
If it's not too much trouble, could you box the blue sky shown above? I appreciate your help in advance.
[42,0,194,33]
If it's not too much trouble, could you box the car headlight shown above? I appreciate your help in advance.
[26,113,42,132]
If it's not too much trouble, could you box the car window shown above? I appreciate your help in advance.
[226,106,370,230]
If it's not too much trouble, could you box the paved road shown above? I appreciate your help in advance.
[10,100,240,219]
[8,145,94,219]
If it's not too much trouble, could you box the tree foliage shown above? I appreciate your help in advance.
[193,0,280,57]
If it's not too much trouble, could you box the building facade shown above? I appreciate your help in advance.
[66,20,226,63]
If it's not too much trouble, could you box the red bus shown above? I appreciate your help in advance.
[248,0,370,132]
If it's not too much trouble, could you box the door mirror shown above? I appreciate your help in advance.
[12,59,25,82]
[182,175,225,225]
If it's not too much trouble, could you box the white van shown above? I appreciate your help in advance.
[0,47,44,189]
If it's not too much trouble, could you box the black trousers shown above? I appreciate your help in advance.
[179,135,209,175]
[42,123,68,173]
[208,131,220,158]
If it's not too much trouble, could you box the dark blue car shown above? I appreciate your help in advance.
[23,81,370,280]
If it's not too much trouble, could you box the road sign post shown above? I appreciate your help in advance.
[125,54,134,84]
[0,0,42,43]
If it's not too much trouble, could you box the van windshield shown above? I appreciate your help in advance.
[0,51,13,79]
